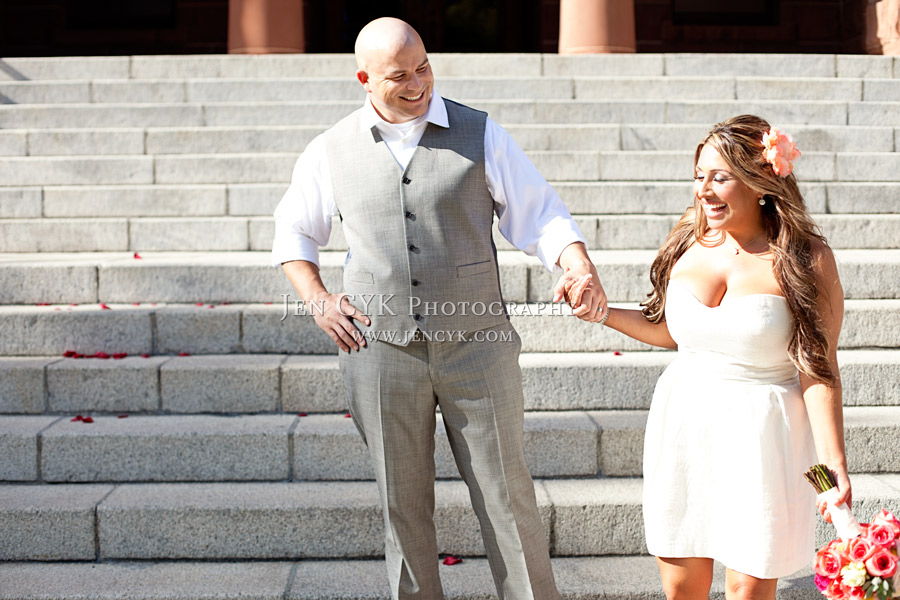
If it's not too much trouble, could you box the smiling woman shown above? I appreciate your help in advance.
[583,114,851,599]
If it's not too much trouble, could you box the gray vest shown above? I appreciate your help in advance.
[323,98,507,343]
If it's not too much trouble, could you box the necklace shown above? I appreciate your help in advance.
[732,232,767,255]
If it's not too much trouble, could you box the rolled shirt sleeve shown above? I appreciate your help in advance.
[484,117,585,272]
[271,135,339,267]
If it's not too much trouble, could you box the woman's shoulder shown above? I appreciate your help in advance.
[805,237,842,293]
[807,237,837,270]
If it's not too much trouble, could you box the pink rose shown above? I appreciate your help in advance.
[867,523,896,548]
[815,548,845,578]
[844,584,866,600]
[847,537,876,562]
[827,579,849,600]
[873,510,900,537]
[865,548,899,578]
[815,574,831,591]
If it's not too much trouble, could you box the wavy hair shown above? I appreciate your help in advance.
[641,114,836,385]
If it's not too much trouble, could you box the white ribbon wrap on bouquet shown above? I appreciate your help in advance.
[819,487,863,540]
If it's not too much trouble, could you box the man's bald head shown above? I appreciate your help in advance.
[353,17,433,124]
[354,17,424,72]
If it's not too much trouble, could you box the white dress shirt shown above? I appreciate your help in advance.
[272,91,584,272]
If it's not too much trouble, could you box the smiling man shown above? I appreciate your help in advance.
[273,17,604,600]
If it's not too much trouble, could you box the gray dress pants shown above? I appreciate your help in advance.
[339,321,560,600]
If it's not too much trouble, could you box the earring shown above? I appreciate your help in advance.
[758,197,766,206]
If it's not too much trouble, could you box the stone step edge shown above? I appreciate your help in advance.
[0,52,894,77]
[5,212,900,219]
[0,557,819,599]
[2,349,898,416]
[2,475,897,561]
[2,406,897,482]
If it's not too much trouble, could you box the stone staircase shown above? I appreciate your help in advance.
[1,52,899,598]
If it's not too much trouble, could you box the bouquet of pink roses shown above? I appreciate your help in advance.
[807,465,900,599]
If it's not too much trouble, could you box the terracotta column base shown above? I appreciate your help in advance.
[558,0,636,54]
[228,0,305,54]
[866,0,900,55]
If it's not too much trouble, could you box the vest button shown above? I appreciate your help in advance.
[405,211,415,219]
[408,244,417,252]
[411,279,420,286]
[402,177,411,185]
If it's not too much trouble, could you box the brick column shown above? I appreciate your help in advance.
[867,0,900,55]
[558,0,636,54]
[228,0,304,54]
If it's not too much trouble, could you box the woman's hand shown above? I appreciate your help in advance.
[817,466,852,523]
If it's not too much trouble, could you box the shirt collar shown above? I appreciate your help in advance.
[360,90,449,133]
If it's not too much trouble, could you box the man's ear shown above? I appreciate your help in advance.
[356,70,369,90]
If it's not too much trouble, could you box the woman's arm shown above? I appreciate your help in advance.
[564,274,677,349]
[604,307,677,350]
[800,241,851,518]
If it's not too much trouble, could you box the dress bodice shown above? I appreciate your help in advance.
[665,278,798,384]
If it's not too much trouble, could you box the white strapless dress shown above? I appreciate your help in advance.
[642,278,818,579]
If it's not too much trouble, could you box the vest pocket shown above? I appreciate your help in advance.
[457,260,492,278]
[347,270,375,284]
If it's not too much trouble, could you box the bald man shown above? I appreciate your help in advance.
[273,17,605,600]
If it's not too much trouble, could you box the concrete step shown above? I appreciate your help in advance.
[1,150,897,187]
[2,212,898,252]
[0,249,897,305]
[2,474,899,560]
[0,57,132,81]
[11,180,898,219]
[0,411,600,482]
[2,124,895,157]
[0,297,897,356]
[3,100,900,129]
[3,53,895,82]
[0,557,827,599]
[5,76,900,105]
[1,406,897,483]
[2,350,897,415]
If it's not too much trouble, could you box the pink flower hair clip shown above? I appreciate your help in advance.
[762,127,801,177]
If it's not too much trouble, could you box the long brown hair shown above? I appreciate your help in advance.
[641,114,836,385]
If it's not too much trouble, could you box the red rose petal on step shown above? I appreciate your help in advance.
[265,302,272,305]
[118,415,129,419]
[82,417,94,423]
[141,353,151,358]
[36,302,50,306]
[94,352,111,359]
[133,252,142,259]
[178,352,191,357]
[195,302,204,306]
[344,413,352,418]
[133,302,140,306]
[208,305,215,309]
[70,303,77,306]
[72,353,84,359]
[221,302,230,305]
[613,351,622,356]
[63,351,77,358]
[297,413,308,417]
[442,556,463,566]
[71,415,84,422]
[112,353,127,359]
[100,303,111,310]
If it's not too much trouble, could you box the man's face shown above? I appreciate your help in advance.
[357,40,433,124]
